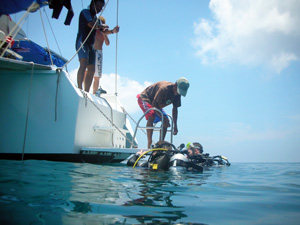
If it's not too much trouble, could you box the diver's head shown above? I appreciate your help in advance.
[154,141,173,150]
[192,142,203,154]
[186,142,203,156]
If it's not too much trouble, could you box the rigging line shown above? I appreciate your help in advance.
[114,0,119,96]
[0,1,38,54]
[0,15,28,57]
[0,5,32,56]
[121,106,147,136]
[22,63,35,161]
[26,14,29,38]
[43,8,64,62]
[39,8,54,66]
[43,8,68,72]
[60,0,110,70]
[79,89,136,147]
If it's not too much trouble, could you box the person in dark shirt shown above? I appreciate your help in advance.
[137,77,190,148]
[75,0,108,92]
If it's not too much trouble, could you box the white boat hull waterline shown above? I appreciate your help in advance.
[0,57,140,164]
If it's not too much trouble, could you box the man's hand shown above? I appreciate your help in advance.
[173,126,178,135]
[112,25,120,34]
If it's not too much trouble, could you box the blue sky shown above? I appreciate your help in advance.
[13,0,300,162]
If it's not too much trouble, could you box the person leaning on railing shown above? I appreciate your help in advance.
[137,77,190,149]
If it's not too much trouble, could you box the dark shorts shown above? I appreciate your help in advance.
[137,94,167,123]
[76,41,95,65]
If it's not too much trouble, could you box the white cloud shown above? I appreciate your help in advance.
[102,73,152,114]
[68,69,151,114]
[192,0,300,73]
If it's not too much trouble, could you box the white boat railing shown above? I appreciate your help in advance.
[99,96,114,146]
[131,108,174,148]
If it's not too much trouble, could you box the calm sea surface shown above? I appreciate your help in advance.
[0,160,299,225]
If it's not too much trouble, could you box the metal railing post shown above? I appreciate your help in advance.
[167,114,174,144]
[131,108,173,148]
[99,96,114,146]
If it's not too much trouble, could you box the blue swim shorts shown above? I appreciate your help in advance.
[76,41,95,65]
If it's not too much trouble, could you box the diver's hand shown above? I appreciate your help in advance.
[136,150,144,156]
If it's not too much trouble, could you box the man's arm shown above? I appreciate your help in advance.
[102,32,110,46]
[103,25,120,35]
[87,20,109,30]
[172,106,178,135]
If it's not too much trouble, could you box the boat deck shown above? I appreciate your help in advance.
[81,147,146,155]
[0,57,52,71]
[80,147,150,164]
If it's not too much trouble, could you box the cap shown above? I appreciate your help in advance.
[176,77,189,97]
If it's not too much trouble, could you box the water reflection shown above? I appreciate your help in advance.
[0,160,211,224]
[65,163,212,224]
[120,168,211,224]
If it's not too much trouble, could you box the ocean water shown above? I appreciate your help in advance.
[0,160,299,225]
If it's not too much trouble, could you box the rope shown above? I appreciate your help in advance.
[121,106,147,136]
[0,11,29,57]
[39,8,53,66]
[60,0,110,70]
[22,63,35,161]
[79,90,136,148]
[43,8,67,71]
[114,0,119,96]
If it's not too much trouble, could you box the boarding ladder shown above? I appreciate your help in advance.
[131,108,174,148]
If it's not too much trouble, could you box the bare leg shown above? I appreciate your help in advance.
[93,77,100,94]
[161,126,167,141]
[161,117,169,141]
[77,59,88,89]
[84,64,95,92]
[146,116,155,148]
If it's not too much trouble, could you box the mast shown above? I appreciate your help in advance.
[114,0,119,97]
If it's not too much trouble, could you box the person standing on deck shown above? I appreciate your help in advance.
[75,0,107,92]
[137,77,190,148]
[93,16,120,95]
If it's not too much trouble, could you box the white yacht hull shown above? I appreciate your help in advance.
[0,58,138,163]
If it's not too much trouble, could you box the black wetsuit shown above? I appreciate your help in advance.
[127,152,204,171]
[127,151,172,170]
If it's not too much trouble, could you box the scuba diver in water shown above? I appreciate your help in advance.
[127,141,230,171]
[168,142,205,171]
[127,141,174,170]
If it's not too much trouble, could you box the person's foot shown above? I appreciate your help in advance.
[95,86,107,96]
